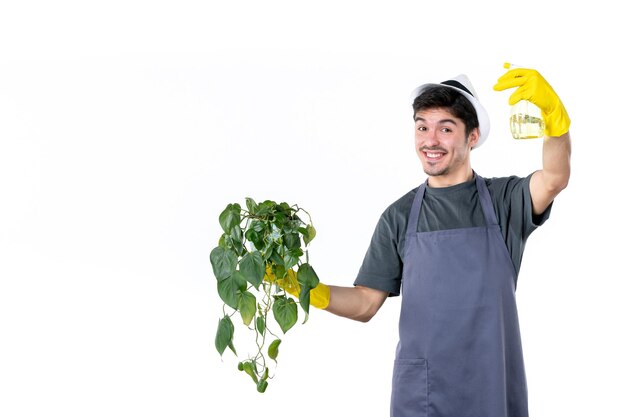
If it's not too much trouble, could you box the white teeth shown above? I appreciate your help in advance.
[426,152,443,158]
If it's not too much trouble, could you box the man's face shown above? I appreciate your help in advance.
[414,108,479,185]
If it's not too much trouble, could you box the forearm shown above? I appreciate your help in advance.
[541,131,571,192]
[324,285,388,323]
[530,131,571,214]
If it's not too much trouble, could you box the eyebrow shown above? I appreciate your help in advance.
[413,116,459,125]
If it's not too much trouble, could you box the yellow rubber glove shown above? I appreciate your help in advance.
[493,64,570,137]
[264,265,330,310]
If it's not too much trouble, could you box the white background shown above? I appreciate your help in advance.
[1,1,624,416]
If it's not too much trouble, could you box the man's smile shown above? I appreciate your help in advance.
[421,147,447,162]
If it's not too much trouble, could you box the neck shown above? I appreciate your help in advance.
[427,167,474,188]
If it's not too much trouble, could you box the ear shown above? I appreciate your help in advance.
[468,128,480,148]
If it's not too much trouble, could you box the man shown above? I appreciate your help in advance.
[281,66,571,416]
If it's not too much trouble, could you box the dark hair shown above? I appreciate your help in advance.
[412,86,479,137]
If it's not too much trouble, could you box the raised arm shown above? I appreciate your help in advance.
[494,66,571,214]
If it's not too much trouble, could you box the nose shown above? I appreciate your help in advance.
[417,129,439,148]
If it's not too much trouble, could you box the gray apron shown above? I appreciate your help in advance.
[391,175,528,417]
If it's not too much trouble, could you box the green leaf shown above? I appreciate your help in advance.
[237,291,256,326]
[256,200,275,216]
[245,197,258,214]
[249,220,266,233]
[273,245,302,271]
[272,296,298,334]
[239,251,264,289]
[274,264,286,280]
[297,263,320,288]
[268,339,281,361]
[303,224,316,246]
[297,263,320,314]
[219,203,241,234]
[228,339,236,355]
[217,271,247,309]
[299,287,311,315]
[210,246,237,280]
[244,229,263,251]
[256,316,265,335]
[283,248,300,270]
[268,224,281,243]
[284,219,301,234]
[229,225,244,256]
[261,242,275,262]
[215,315,236,357]
[257,379,268,393]
[269,249,284,266]
[283,233,301,250]
[273,211,286,228]
[242,361,258,383]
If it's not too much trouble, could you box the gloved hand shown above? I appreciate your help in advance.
[493,64,570,137]
[264,265,330,309]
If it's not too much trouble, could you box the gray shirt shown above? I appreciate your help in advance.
[354,173,551,296]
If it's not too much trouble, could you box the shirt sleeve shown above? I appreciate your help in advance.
[526,171,553,229]
[516,172,552,239]
[354,208,404,297]
[490,173,552,277]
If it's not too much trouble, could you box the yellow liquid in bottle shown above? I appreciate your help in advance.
[509,100,545,140]
[510,113,545,139]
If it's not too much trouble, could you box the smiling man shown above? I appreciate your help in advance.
[274,67,571,417]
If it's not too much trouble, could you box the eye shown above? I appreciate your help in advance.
[416,125,427,132]
[441,127,452,133]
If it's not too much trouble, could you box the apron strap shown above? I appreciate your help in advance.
[475,174,498,226]
[406,180,427,237]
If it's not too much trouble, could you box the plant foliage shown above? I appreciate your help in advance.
[210,198,319,393]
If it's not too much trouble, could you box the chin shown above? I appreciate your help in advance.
[422,164,449,177]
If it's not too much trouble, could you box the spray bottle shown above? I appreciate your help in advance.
[505,62,545,139]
